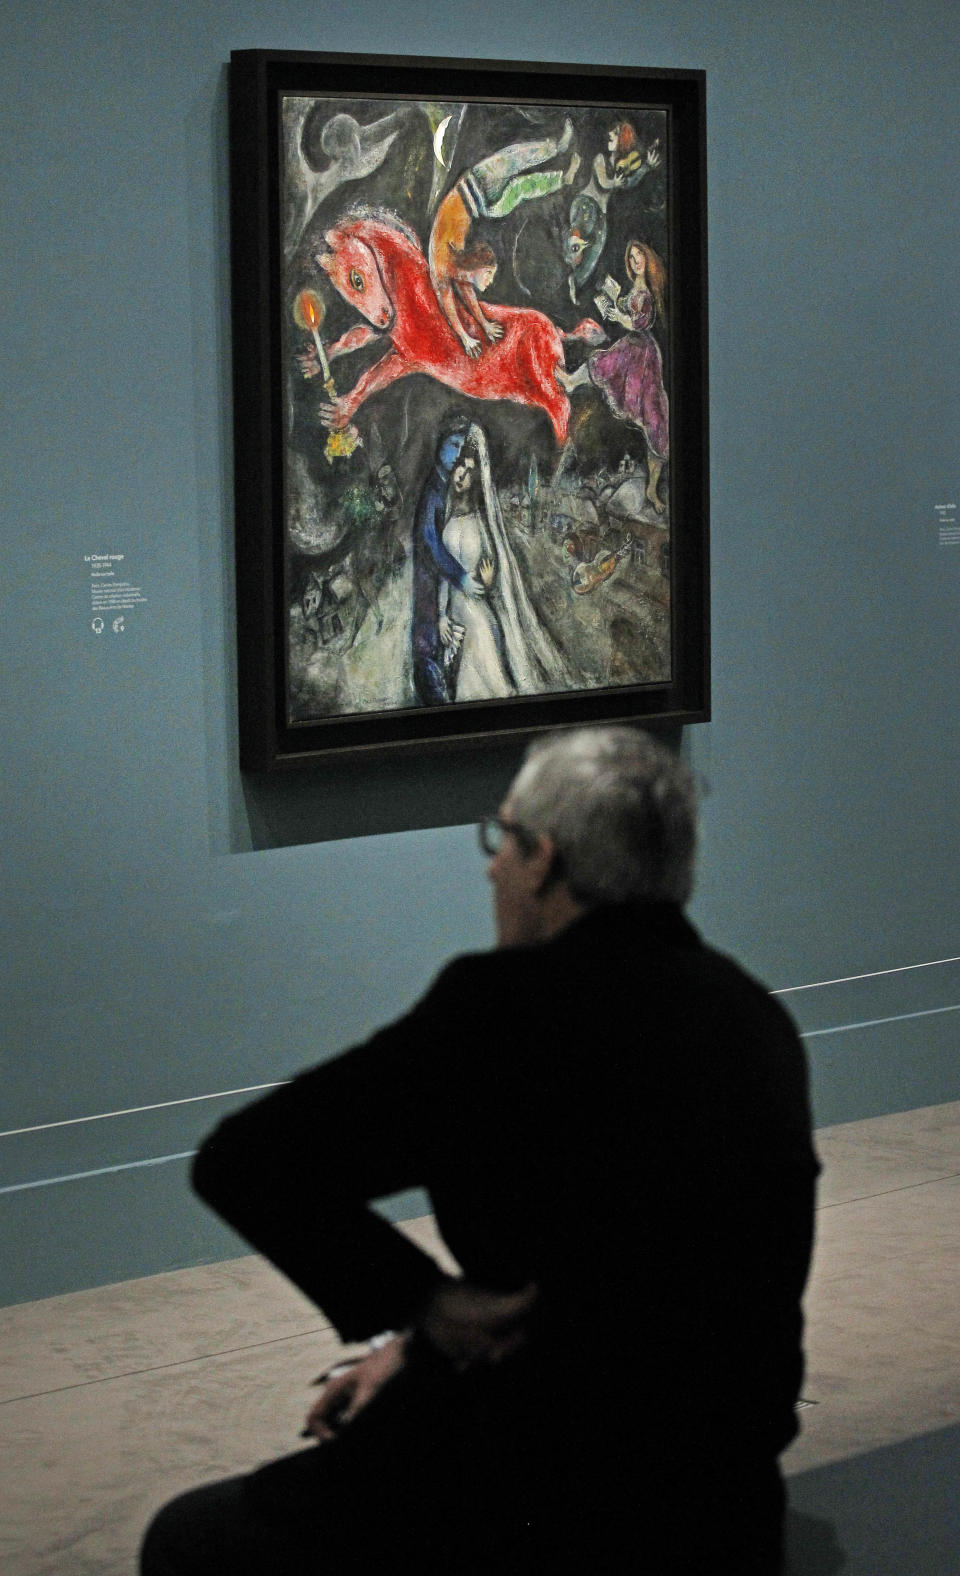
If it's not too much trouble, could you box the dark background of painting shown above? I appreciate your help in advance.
[278,93,677,724]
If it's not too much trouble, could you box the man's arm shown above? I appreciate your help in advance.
[191,959,497,1342]
[191,1059,448,1342]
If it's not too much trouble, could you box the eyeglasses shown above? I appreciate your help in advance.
[477,814,537,858]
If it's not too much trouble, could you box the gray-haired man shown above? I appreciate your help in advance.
[143,727,818,1576]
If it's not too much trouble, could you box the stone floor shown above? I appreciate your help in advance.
[1,1104,958,1575]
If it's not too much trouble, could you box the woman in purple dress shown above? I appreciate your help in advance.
[558,240,669,513]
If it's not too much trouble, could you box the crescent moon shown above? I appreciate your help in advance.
[433,114,452,169]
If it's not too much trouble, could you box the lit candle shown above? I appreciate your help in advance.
[294,290,334,390]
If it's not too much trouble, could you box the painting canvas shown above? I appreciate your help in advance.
[229,54,708,763]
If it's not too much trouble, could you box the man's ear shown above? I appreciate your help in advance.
[530,833,562,896]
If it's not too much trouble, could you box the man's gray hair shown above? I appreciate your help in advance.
[509,726,698,907]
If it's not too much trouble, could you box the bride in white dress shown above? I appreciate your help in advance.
[438,423,569,701]
[440,495,512,699]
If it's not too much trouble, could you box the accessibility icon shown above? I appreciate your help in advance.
[112,616,125,633]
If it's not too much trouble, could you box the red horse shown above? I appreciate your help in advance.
[312,212,602,445]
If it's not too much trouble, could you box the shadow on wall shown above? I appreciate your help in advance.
[238,722,682,849]
[239,733,528,849]
[785,1422,960,1574]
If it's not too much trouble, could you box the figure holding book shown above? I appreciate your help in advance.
[558,240,670,515]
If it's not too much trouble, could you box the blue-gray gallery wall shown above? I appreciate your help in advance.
[1,0,957,1306]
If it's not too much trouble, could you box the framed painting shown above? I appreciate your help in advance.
[229,51,708,765]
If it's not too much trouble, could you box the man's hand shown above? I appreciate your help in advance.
[417,1279,539,1371]
[302,1334,406,1442]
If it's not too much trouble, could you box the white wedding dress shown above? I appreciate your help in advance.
[437,421,572,701]
[441,510,515,700]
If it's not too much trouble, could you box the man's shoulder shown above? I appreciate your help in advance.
[672,934,800,1031]
[425,905,799,1043]
[429,938,548,993]
[430,905,707,998]
[417,932,586,1030]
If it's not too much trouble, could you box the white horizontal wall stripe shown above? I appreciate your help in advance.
[800,1002,960,1040]
[0,1083,288,1141]
[773,954,960,995]
[0,1152,197,1196]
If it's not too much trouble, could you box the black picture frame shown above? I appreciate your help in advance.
[229,50,709,766]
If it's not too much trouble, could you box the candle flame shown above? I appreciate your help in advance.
[294,289,324,332]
